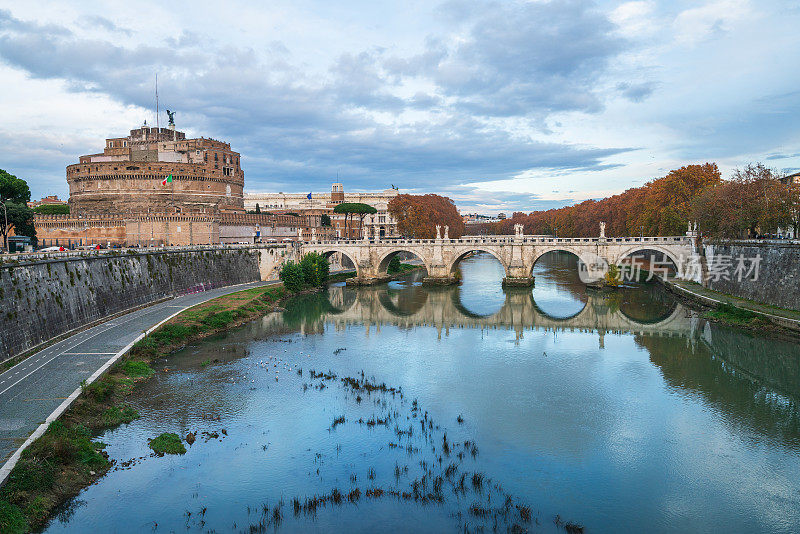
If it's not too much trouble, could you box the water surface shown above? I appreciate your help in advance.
[44,253,800,533]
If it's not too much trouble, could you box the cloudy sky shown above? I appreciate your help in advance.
[1,1,798,214]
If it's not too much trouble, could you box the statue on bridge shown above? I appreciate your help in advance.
[436,225,442,240]
[600,221,606,238]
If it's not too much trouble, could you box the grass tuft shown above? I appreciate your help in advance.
[121,360,154,378]
[101,405,140,426]
[148,432,187,455]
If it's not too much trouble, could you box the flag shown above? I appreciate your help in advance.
[161,174,173,186]
[307,192,312,199]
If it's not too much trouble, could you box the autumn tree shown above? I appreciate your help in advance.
[388,194,465,239]
[692,163,795,238]
[481,163,721,238]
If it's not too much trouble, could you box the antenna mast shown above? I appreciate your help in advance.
[155,73,159,132]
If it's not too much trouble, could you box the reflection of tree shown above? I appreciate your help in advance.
[532,251,590,298]
[281,292,340,330]
[639,330,800,446]
[617,285,677,324]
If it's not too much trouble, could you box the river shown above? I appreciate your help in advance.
[43,252,800,533]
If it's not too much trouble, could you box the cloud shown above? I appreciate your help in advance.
[84,16,132,36]
[617,81,657,102]
[387,0,626,117]
[0,3,634,201]
[672,0,751,45]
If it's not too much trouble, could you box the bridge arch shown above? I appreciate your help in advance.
[316,248,361,278]
[614,245,684,278]
[530,246,605,283]
[376,248,430,276]
[448,248,508,277]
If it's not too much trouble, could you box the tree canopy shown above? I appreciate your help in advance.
[691,163,798,238]
[333,203,377,215]
[1,169,31,204]
[0,169,36,248]
[334,203,377,238]
[483,163,722,237]
[33,204,70,215]
[388,194,465,239]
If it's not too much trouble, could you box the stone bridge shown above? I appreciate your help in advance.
[289,284,700,342]
[302,225,701,286]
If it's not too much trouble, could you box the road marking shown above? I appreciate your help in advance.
[0,281,276,398]
[23,398,69,402]
[62,352,117,355]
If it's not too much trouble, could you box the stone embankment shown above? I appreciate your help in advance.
[701,241,800,310]
[0,245,294,361]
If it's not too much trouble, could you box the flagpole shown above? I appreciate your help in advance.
[155,73,159,132]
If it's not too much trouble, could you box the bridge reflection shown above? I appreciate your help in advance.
[312,281,699,340]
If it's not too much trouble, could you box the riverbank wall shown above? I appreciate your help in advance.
[702,241,800,310]
[0,245,294,361]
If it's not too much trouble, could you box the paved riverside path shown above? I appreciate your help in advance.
[668,279,800,325]
[0,280,276,463]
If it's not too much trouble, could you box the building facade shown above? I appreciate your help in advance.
[35,120,332,247]
[245,183,399,239]
[28,195,68,208]
[67,123,245,216]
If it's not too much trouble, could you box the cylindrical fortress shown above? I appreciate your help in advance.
[67,125,245,215]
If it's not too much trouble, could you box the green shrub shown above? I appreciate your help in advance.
[279,261,305,292]
[388,256,402,273]
[121,360,154,378]
[603,264,622,287]
[149,433,186,455]
[281,253,330,291]
[300,251,329,287]
[32,204,69,215]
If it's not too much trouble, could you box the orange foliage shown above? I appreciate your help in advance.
[388,194,465,239]
[485,163,722,237]
[691,163,799,238]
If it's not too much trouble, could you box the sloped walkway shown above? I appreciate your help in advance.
[0,281,276,466]
[666,279,800,328]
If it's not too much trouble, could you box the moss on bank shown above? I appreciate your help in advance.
[388,262,420,275]
[704,303,769,328]
[0,281,316,533]
[0,421,109,533]
[148,433,186,455]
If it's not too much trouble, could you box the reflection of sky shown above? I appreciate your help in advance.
[44,255,800,534]
[532,252,588,319]
[454,253,506,316]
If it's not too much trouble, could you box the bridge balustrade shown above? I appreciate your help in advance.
[311,235,690,246]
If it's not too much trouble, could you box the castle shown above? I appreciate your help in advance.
[36,121,331,247]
